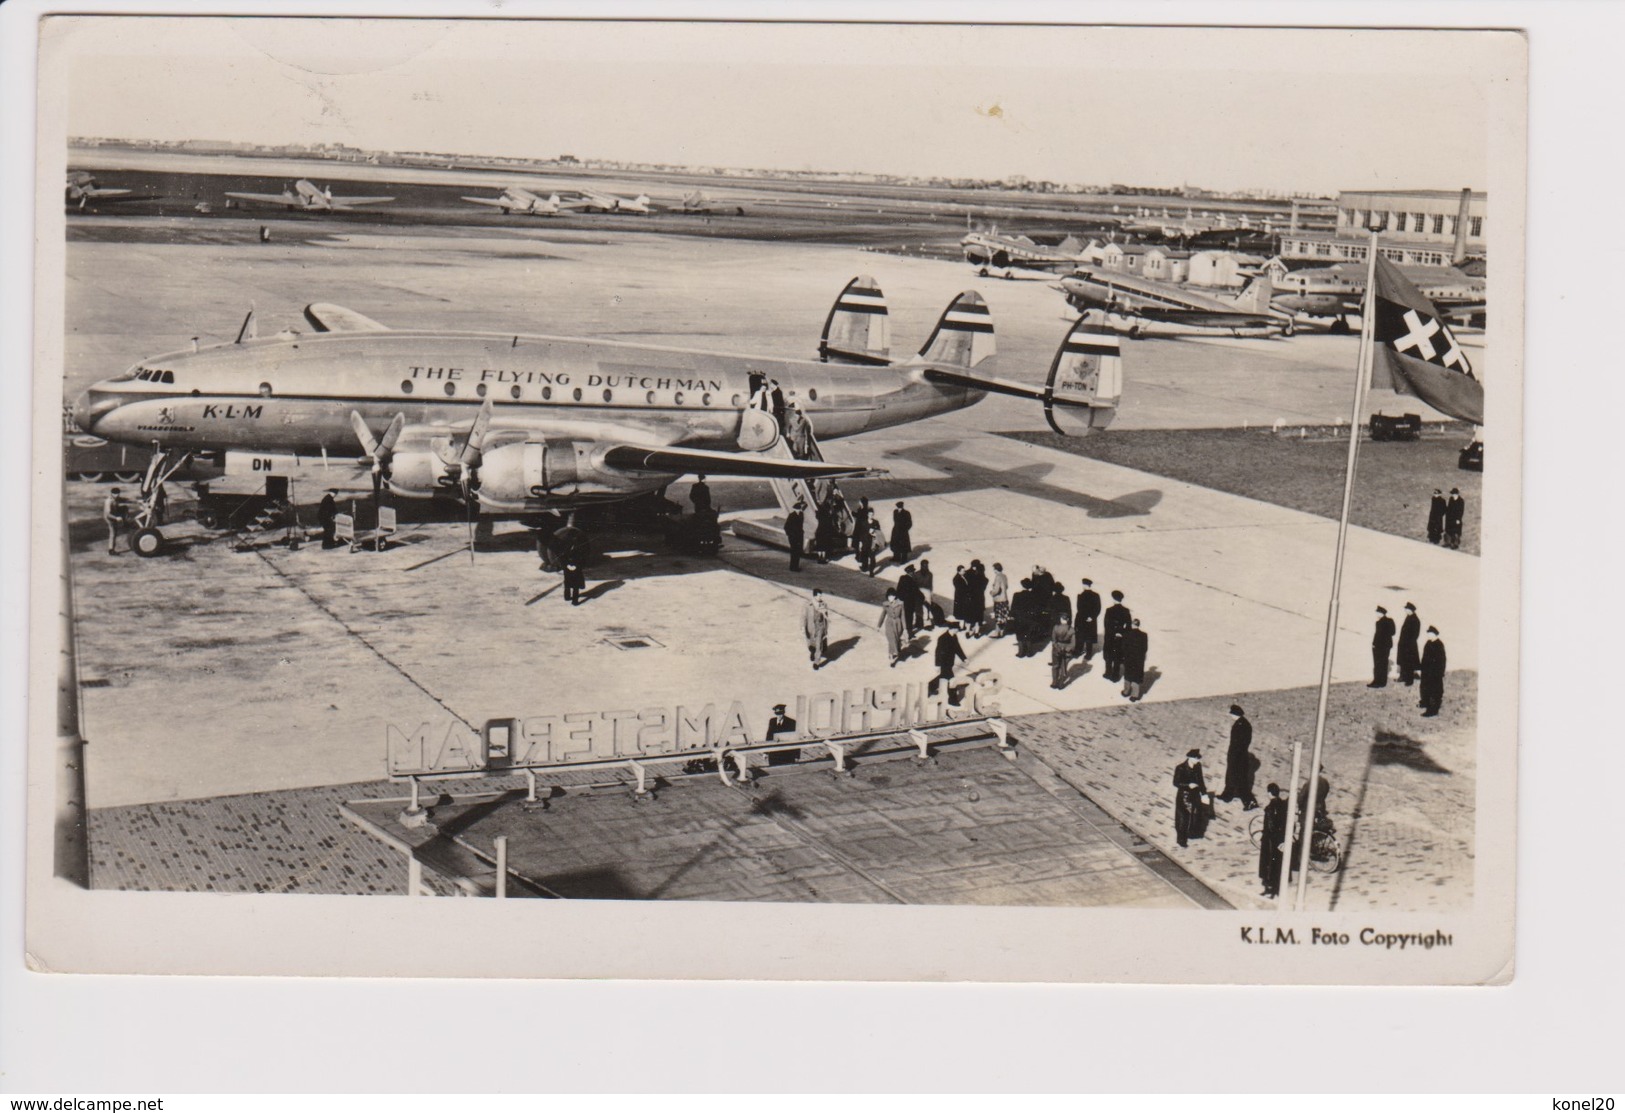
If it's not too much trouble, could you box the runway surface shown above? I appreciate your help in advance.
[61,220,1480,810]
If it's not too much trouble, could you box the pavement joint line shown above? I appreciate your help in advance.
[250,546,476,732]
[1012,746,1232,911]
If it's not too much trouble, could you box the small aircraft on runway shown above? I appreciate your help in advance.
[461,186,563,216]
[1056,267,1294,339]
[65,171,133,210]
[71,277,1123,556]
[1271,263,1487,332]
[224,179,395,212]
[562,188,654,214]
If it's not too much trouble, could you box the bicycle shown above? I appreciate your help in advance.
[1248,813,1343,874]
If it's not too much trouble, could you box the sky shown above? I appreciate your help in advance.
[51,18,1517,195]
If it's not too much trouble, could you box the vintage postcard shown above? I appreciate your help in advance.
[24,15,1525,983]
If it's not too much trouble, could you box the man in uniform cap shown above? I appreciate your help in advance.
[1102,590,1131,682]
[1369,605,1395,688]
[765,702,800,765]
[1173,749,1212,848]
[1259,783,1288,898]
[783,500,805,572]
[1396,602,1422,686]
[1426,488,1446,545]
[1419,626,1448,717]
[1074,577,1101,661]
[1444,488,1466,550]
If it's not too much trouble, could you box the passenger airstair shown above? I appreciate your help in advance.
[730,403,857,554]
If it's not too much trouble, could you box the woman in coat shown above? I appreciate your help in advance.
[878,589,907,666]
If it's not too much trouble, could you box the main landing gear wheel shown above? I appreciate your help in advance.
[76,472,105,483]
[131,527,165,558]
[114,471,144,483]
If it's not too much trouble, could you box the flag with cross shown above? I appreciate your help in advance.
[1368,254,1484,425]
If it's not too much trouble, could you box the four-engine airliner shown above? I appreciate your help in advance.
[72,278,1123,556]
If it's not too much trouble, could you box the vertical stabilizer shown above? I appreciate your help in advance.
[1228,274,1274,313]
[915,290,995,369]
[1044,318,1121,434]
[818,276,892,365]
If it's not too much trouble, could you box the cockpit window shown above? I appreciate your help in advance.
[161,370,175,384]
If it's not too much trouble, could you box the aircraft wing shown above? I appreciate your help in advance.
[329,195,394,207]
[84,187,132,198]
[602,443,881,481]
[461,195,516,208]
[225,191,296,205]
[302,303,391,333]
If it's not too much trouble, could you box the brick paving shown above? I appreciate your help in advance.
[351,748,1200,908]
[1014,673,1478,912]
[87,672,1473,912]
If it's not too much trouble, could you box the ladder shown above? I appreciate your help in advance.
[732,404,856,553]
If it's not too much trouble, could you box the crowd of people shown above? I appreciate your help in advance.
[1370,601,1449,717]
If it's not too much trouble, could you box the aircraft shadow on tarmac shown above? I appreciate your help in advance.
[861,439,1165,520]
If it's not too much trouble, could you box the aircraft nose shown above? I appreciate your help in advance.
[71,388,119,433]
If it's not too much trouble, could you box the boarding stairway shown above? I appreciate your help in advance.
[729,402,857,554]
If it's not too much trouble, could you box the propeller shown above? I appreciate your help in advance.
[433,394,495,502]
[351,411,405,498]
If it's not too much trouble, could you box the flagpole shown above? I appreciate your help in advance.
[1289,227,1381,909]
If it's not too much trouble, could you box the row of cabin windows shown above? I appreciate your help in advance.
[396,380,820,404]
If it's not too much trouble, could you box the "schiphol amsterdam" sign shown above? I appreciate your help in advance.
[387,677,1002,777]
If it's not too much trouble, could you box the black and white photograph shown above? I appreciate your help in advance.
[23,14,1524,986]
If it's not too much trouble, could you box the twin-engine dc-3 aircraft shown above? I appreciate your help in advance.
[225,179,395,212]
[65,171,133,210]
[461,186,563,215]
[961,231,1090,276]
[1056,267,1294,339]
[563,188,654,214]
[71,277,1123,556]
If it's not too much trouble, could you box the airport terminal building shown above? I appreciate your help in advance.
[1279,189,1486,267]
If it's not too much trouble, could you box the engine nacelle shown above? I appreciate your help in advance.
[386,447,457,498]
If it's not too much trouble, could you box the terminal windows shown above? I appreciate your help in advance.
[1412,213,1426,233]
[1433,214,1446,234]
[1470,216,1483,237]
[1394,213,1407,232]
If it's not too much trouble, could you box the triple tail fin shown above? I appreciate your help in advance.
[914,290,995,369]
[818,276,892,365]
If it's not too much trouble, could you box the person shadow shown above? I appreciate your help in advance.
[577,578,626,603]
[823,634,861,664]
[1140,666,1163,696]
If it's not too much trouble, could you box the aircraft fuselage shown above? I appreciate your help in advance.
[73,330,981,507]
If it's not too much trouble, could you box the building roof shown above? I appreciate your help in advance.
[1338,190,1486,201]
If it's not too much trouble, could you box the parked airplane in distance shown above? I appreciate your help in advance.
[72,277,1123,556]
[461,186,562,216]
[65,171,132,210]
[1271,263,1487,332]
[563,188,654,214]
[224,179,395,212]
[961,231,1090,276]
[1057,268,1293,338]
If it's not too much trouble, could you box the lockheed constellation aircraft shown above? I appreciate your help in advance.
[71,277,1122,556]
[225,179,395,212]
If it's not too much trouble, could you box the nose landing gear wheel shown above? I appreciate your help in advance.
[131,527,165,558]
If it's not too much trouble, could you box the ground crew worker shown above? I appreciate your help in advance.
[102,487,128,555]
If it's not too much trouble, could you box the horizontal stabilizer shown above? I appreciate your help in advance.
[603,443,881,481]
[920,316,1121,435]
[303,303,391,332]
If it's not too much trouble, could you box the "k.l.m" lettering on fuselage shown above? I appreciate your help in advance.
[201,404,264,420]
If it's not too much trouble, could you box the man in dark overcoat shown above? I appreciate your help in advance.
[1102,590,1131,682]
[1173,749,1212,848]
[890,502,913,563]
[1121,618,1149,701]
[928,621,967,701]
[1396,602,1422,686]
[1218,703,1259,809]
[1259,783,1288,898]
[1426,488,1446,545]
[1419,626,1447,717]
[1075,578,1101,660]
[783,501,805,572]
[1444,488,1466,550]
[1369,605,1395,688]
